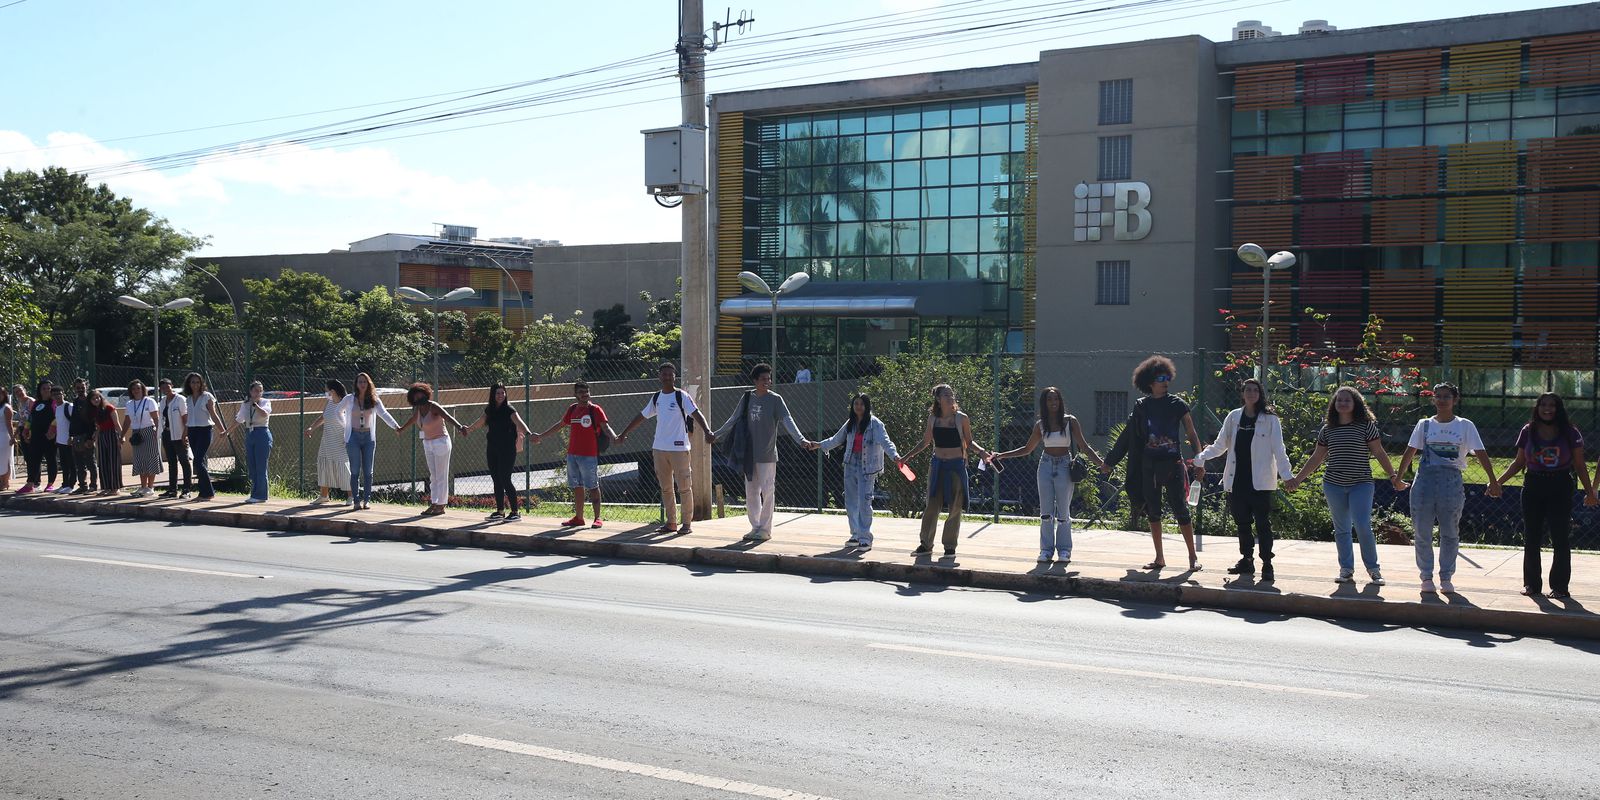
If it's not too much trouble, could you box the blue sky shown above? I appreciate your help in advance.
[0,0,1572,255]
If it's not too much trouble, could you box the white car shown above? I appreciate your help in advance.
[94,387,130,408]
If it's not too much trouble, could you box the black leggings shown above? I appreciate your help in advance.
[1142,459,1191,525]
[1229,485,1274,560]
[165,436,192,493]
[57,442,75,489]
[487,444,518,513]
[26,436,56,486]
[1521,471,1573,594]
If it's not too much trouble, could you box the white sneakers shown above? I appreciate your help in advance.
[1335,569,1355,584]
[1440,579,1455,593]
[1420,579,1437,593]
[742,529,771,542]
[1368,570,1385,586]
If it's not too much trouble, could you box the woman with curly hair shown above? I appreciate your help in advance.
[1124,355,1204,571]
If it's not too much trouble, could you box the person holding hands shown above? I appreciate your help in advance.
[616,363,715,535]
[1494,392,1595,599]
[1286,386,1404,585]
[532,381,619,528]
[991,387,1105,565]
[1393,383,1498,594]
[1195,378,1292,580]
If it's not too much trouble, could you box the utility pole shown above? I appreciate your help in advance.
[679,0,713,521]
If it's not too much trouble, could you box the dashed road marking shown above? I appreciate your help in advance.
[41,554,269,579]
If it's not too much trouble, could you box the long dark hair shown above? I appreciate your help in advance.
[1325,386,1375,428]
[1239,378,1276,416]
[846,393,872,435]
[354,372,378,410]
[1038,387,1068,433]
[183,372,206,397]
[928,384,958,418]
[1529,392,1574,444]
[484,383,511,417]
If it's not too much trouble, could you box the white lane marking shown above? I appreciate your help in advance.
[41,554,269,579]
[450,734,843,800]
[868,642,1367,700]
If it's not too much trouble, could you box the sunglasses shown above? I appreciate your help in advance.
[1154,375,1172,383]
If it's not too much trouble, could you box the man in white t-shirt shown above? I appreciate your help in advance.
[618,363,714,534]
[1394,382,1499,594]
[795,365,812,384]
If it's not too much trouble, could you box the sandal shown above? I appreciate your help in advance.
[1548,591,1570,599]
[679,526,693,535]
[1189,561,1203,572]
[1143,561,1165,570]
[655,524,678,534]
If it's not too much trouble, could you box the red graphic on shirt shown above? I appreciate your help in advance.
[564,402,608,456]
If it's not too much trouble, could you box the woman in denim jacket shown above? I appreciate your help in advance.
[810,394,900,551]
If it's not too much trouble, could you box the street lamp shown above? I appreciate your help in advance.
[1235,244,1297,381]
[738,270,810,372]
[117,295,195,384]
[397,285,476,386]
[182,259,239,320]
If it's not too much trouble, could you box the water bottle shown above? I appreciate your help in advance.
[1186,477,1202,507]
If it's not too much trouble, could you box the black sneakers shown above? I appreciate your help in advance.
[1261,562,1275,581]
[1227,557,1255,575]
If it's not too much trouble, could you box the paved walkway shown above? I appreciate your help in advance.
[6,488,1596,638]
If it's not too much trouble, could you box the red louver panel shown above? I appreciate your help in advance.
[1302,57,1369,105]
[1526,135,1600,188]
[1299,151,1369,199]
[1524,192,1600,242]
[1299,268,1363,351]
[1298,202,1365,248]
[1529,32,1600,88]
[1522,265,1598,368]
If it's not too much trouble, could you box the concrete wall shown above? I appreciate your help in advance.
[201,251,400,312]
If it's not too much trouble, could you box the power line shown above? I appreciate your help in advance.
[0,0,31,9]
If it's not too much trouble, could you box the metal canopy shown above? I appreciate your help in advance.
[716,279,984,318]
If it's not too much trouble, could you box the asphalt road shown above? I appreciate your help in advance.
[2,509,1597,800]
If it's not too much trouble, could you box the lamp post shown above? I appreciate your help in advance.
[182,259,239,320]
[117,295,195,384]
[397,285,476,387]
[1235,244,1297,382]
[737,270,810,372]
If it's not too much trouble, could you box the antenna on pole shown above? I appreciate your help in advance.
[706,7,755,51]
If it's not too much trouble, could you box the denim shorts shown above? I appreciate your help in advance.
[566,455,599,489]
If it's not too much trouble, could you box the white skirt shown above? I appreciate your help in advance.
[317,454,351,490]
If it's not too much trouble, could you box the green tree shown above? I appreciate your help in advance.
[857,341,1015,517]
[589,303,634,361]
[625,280,682,366]
[462,311,517,385]
[241,269,356,369]
[0,167,206,358]
[348,286,429,383]
[515,311,592,384]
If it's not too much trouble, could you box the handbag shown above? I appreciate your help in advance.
[1066,415,1090,483]
[130,429,145,446]
[715,391,753,477]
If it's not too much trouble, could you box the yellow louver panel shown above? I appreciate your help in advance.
[1448,41,1522,94]
[468,267,502,292]
[714,112,745,375]
[1022,85,1039,355]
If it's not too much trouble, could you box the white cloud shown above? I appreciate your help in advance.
[0,131,679,254]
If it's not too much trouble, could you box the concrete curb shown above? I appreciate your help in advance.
[6,494,1597,641]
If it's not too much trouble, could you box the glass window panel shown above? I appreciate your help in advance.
[922,254,950,281]
[1305,104,1343,132]
[866,109,894,133]
[1426,95,1466,123]
[1559,113,1600,136]
[1011,100,1026,122]
[894,256,919,281]
[981,99,1011,123]
[1305,132,1343,153]
[808,224,837,257]
[1383,127,1423,147]
[981,254,1009,282]
[865,162,891,190]
[894,130,921,160]
[1463,244,1503,266]
[1512,117,1556,140]
[950,185,979,216]
[981,185,1009,215]
[1345,129,1382,149]
[838,223,864,256]
[950,218,979,253]
[950,326,977,354]
[837,114,865,135]
[951,100,981,126]
[811,195,837,223]
[837,257,864,281]
[781,140,809,167]
[893,160,921,188]
[980,155,1008,183]
[892,189,919,219]
[1514,243,1553,269]
[785,117,812,139]
[950,127,979,156]
[866,256,892,281]
[811,115,838,137]
[922,188,950,217]
[980,125,1009,154]
[838,134,866,163]
[922,219,949,253]
[982,284,1006,312]
[1011,123,1027,152]
[784,168,812,195]
[1468,91,1512,121]
[981,218,1010,252]
[1425,123,1466,145]
[1009,255,1024,288]
[866,133,893,161]
[812,165,838,193]
[949,254,976,280]
[1344,100,1384,129]
[1513,87,1558,119]
[922,128,950,157]
[1266,136,1303,155]
[950,156,979,185]
[1467,120,1509,142]
[867,191,893,220]
[838,163,865,192]
[866,222,894,255]
[922,158,950,186]
[922,103,951,128]
[1231,137,1265,155]
[1232,109,1264,137]
[894,221,921,255]
[1386,98,1425,126]
[1557,85,1600,115]
[784,225,807,257]
[1266,107,1304,134]
[893,107,921,131]
[836,192,864,221]
[1557,241,1598,266]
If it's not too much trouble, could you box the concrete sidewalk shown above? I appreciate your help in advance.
[3,489,1596,640]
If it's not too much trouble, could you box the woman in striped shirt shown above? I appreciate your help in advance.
[1286,387,1405,585]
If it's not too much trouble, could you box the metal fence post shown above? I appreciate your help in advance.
[814,365,823,511]
[523,356,532,511]
[991,351,1001,524]
[298,364,306,494]
[1194,349,1206,551]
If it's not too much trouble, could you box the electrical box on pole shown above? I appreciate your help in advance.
[642,125,707,196]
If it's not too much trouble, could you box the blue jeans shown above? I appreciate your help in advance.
[843,454,879,542]
[1037,454,1075,558]
[245,427,273,501]
[1323,480,1379,572]
[347,435,376,504]
[1410,465,1465,580]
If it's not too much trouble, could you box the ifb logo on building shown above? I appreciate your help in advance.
[1073,181,1152,242]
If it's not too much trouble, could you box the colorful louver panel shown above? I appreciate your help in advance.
[1298,268,1363,351]
[1522,265,1598,368]
[1524,191,1600,242]
[1371,146,1439,197]
[1445,141,1518,192]
[1233,63,1297,110]
[1373,50,1443,100]
[1526,135,1600,188]
[1529,32,1600,88]
[1369,268,1437,357]
[1447,41,1522,94]
[1371,198,1439,244]
[1232,155,1296,201]
[1302,57,1368,105]
[1299,202,1366,248]
[1444,195,1517,242]
[1232,205,1295,248]
[1299,151,1368,199]
[1442,267,1515,366]
[1228,269,1294,352]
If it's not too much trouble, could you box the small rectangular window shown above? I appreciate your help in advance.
[1096,260,1130,305]
[1098,79,1133,125]
[1098,135,1132,180]
[1094,391,1129,436]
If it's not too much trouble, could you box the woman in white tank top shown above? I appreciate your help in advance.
[991,387,1106,565]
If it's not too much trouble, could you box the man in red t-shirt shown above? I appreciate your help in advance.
[534,381,619,528]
